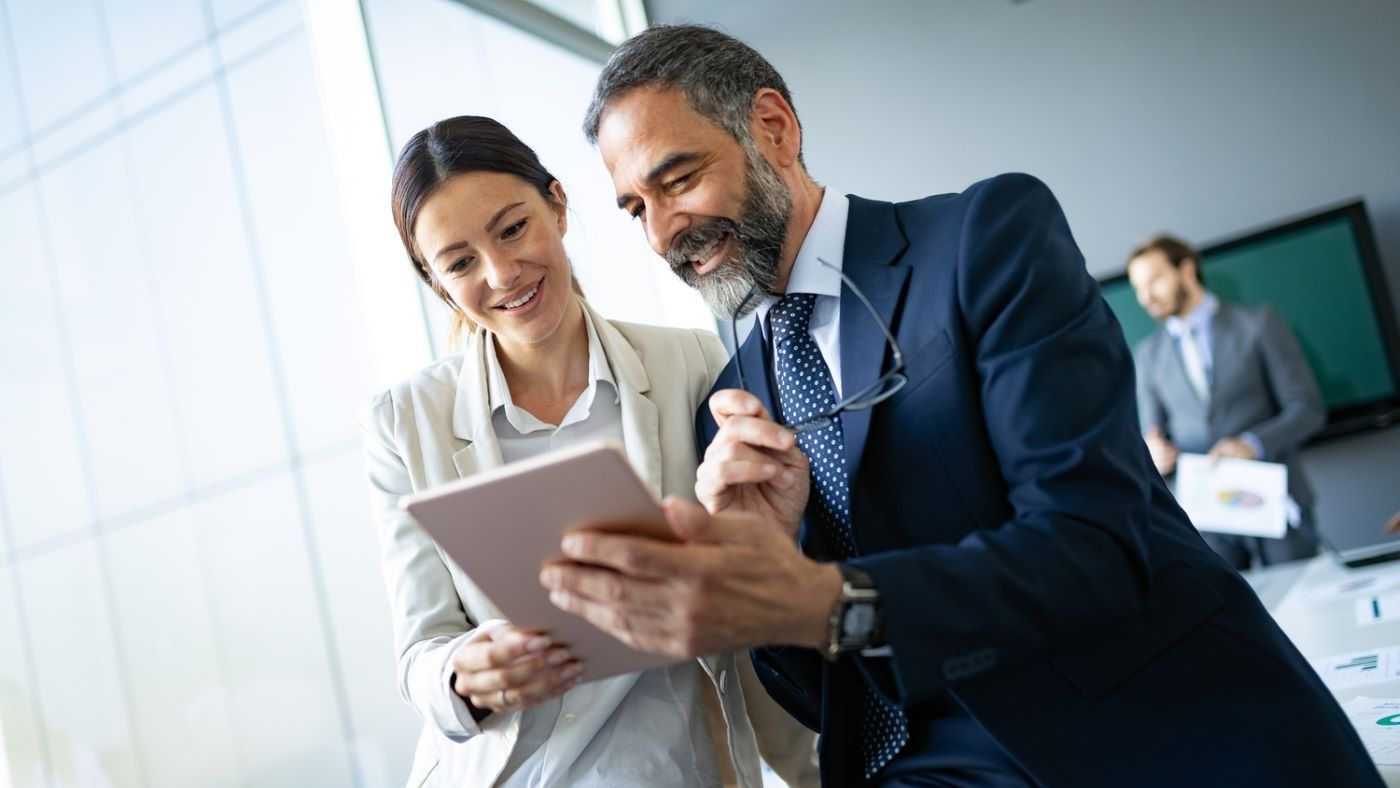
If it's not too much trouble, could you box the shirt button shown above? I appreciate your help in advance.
[563,712,577,724]
[719,669,729,694]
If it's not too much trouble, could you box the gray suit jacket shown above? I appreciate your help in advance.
[1134,301,1326,508]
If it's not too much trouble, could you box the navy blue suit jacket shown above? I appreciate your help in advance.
[696,174,1378,787]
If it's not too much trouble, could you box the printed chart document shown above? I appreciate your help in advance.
[1174,453,1288,538]
[1344,696,1400,765]
[1310,648,1400,689]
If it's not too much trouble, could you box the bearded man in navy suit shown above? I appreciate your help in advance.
[540,24,1380,787]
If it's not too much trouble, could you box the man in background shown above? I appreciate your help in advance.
[1127,234,1326,569]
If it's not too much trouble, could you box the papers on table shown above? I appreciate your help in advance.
[1311,648,1400,688]
[1345,696,1400,765]
[1357,594,1400,627]
[1303,572,1400,602]
[1174,453,1288,539]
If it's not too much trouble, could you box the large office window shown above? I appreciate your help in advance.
[0,1,416,785]
[0,0,719,785]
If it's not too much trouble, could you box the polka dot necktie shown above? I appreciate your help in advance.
[769,292,910,779]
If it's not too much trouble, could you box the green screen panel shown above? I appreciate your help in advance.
[1207,221,1393,409]
[1100,279,1156,351]
[1100,215,1398,411]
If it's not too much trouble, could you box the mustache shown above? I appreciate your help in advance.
[665,218,741,272]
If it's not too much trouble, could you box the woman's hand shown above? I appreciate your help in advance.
[450,624,582,715]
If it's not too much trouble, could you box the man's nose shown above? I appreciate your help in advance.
[644,205,687,259]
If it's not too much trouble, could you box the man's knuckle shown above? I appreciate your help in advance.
[610,610,634,638]
[604,576,626,603]
[618,545,650,572]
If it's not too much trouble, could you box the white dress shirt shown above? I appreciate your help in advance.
[448,309,722,787]
[754,188,850,397]
[1164,293,1217,404]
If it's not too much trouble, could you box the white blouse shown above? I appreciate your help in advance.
[446,309,722,787]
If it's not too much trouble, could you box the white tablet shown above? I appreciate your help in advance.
[401,440,680,682]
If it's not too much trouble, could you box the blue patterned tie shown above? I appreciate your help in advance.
[769,293,910,779]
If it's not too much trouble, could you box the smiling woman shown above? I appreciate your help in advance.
[365,116,819,787]
[391,117,587,351]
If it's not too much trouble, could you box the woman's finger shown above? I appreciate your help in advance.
[455,646,572,697]
[465,656,584,712]
[452,632,553,674]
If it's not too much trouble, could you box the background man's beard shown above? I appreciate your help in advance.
[1169,281,1190,318]
[665,145,792,318]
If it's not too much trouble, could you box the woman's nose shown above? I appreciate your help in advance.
[483,253,522,291]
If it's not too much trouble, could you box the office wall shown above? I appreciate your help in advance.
[0,0,418,784]
[647,0,1400,543]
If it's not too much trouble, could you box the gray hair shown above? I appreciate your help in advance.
[582,24,804,164]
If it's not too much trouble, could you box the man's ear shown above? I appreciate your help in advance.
[748,88,802,168]
[1181,257,1202,285]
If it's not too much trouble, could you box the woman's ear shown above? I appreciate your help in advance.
[549,180,568,235]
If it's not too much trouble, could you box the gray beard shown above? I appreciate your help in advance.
[664,144,792,319]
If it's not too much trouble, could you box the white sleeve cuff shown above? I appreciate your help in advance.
[440,619,513,739]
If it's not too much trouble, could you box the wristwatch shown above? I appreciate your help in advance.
[823,563,883,660]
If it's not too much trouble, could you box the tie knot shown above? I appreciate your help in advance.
[769,293,818,344]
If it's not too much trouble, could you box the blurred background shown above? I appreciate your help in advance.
[0,0,1396,785]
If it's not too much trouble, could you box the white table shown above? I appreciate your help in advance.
[1245,555,1400,784]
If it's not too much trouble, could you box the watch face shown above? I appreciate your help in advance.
[842,602,876,640]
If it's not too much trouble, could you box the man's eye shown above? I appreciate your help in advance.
[501,219,527,239]
[630,205,646,220]
[667,174,690,191]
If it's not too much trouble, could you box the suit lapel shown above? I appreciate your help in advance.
[1207,303,1238,405]
[737,322,779,422]
[1160,328,1206,409]
[838,196,910,480]
[451,440,501,479]
[588,301,665,496]
[618,387,663,496]
[451,328,505,478]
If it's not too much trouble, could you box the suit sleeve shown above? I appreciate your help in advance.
[851,174,1155,706]
[1238,307,1325,458]
[361,392,513,741]
[1134,341,1168,435]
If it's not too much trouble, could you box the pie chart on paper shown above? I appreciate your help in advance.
[1217,489,1265,508]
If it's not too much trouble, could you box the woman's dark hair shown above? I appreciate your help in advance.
[390,116,575,344]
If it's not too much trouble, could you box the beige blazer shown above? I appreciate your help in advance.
[362,298,818,787]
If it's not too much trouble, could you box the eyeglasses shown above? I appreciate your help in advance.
[732,258,908,434]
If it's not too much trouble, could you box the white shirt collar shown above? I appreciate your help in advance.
[485,301,617,434]
[754,188,849,331]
